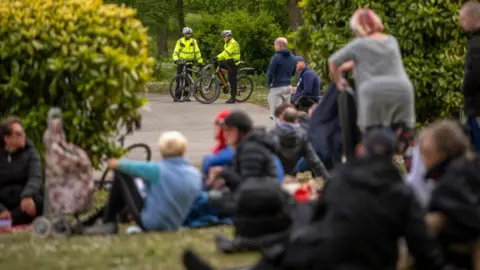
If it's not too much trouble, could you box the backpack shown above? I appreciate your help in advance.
[233,177,295,238]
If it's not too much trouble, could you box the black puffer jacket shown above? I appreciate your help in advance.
[270,121,328,178]
[259,157,444,270]
[429,155,480,244]
[462,30,480,117]
[221,128,279,191]
[0,139,43,211]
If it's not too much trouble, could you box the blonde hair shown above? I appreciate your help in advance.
[350,9,384,36]
[158,131,187,157]
[420,120,473,160]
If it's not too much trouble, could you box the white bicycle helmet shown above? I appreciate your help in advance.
[221,30,232,37]
[182,27,193,35]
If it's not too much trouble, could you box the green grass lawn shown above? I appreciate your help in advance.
[0,226,258,269]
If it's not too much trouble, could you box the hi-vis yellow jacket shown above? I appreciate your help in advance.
[172,37,203,63]
[217,38,241,65]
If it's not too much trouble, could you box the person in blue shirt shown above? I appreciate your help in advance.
[85,131,202,235]
[291,56,322,108]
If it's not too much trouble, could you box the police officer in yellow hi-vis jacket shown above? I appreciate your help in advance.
[213,30,241,104]
[172,27,203,101]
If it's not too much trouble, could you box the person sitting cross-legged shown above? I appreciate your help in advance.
[85,131,202,235]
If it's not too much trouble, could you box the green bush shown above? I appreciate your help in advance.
[193,10,284,75]
[297,0,465,124]
[0,0,154,167]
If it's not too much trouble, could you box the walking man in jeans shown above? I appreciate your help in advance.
[266,37,296,120]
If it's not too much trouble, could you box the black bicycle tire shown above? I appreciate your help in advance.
[235,76,254,103]
[193,76,221,104]
[97,143,152,190]
[169,75,193,102]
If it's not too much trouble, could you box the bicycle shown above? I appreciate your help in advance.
[169,60,205,102]
[194,61,255,104]
[96,117,152,191]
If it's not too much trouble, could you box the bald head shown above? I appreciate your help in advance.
[460,1,480,31]
[274,37,288,51]
[280,107,298,123]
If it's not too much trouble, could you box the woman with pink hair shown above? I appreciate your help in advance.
[328,8,416,171]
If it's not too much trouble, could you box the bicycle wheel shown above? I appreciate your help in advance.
[199,64,215,77]
[97,143,152,190]
[235,76,254,103]
[193,75,221,104]
[169,75,193,102]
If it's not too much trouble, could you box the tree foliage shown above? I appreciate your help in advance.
[194,10,284,73]
[0,0,154,167]
[185,0,289,30]
[106,0,175,27]
[298,0,465,123]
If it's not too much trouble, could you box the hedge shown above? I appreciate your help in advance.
[0,0,155,167]
[297,0,465,124]
[193,10,284,74]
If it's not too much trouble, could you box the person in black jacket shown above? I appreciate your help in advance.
[460,1,480,152]
[419,119,480,269]
[183,128,444,270]
[270,107,329,178]
[0,116,43,225]
[207,110,279,191]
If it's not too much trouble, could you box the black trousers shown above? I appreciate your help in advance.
[175,63,194,98]
[103,172,145,230]
[0,186,43,225]
[219,60,238,99]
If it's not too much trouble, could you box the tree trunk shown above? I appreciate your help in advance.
[287,0,304,31]
[177,0,185,31]
[157,27,169,58]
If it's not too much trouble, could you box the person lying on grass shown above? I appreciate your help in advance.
[85,131,202,235]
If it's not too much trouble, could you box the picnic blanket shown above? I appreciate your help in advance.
[0,224,30,233]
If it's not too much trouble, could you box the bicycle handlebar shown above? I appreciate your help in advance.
[175,60,200,65]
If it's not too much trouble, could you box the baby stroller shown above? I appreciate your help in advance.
[32,108,95,238]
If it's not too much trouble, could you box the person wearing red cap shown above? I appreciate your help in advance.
[201,110,235,176]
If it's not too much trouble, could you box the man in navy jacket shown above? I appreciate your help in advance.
[291,56,322,108]
[266,37,296,120]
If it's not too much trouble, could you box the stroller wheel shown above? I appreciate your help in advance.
[51,215,72,237]
[32,216,53,238]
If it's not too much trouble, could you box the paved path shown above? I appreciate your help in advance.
[122,93,272,164]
